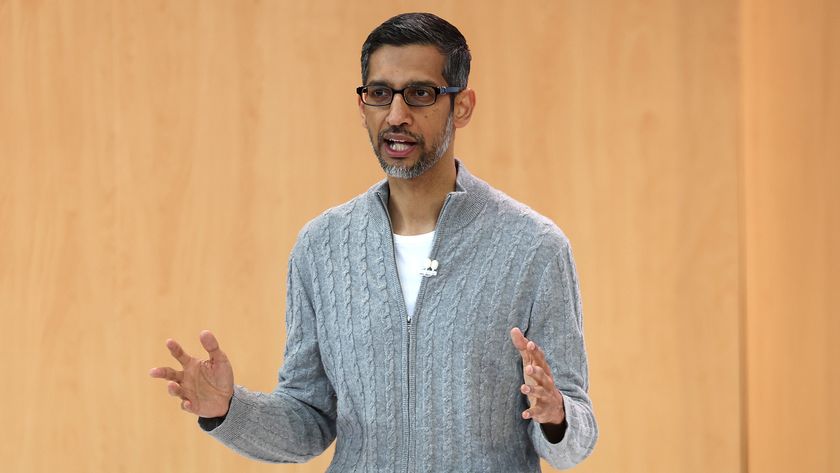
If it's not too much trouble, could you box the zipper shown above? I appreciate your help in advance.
[405,317,412,472]
[378,192,454,473]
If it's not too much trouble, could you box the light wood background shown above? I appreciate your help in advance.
[0,1,835,472]
[742,1,840,472]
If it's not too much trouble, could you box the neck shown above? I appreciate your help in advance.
[387,155,457,235]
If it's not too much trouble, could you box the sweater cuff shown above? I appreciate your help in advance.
[531,395,596,469]
[196,385,259,440]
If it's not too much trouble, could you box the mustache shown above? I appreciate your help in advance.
[378,126,423,143]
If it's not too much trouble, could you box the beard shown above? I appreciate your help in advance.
[368,112,454,180]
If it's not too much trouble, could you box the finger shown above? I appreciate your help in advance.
[522,399,553,422]
[510,327,528,351]
[521,383,545,412]
[181,399,195,413]
[526,340,548,367]
[199,330,228,363]
[522,408,535,420]
[510,327,532,365]
[525,399,566,424]
[166,339,192,367]
[523,406,552,423]
[149,366,183,383]
[167,381,188,400]
[520,383,546,397]
[525,364,553,387]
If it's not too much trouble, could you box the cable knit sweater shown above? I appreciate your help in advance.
[201,160,598,471]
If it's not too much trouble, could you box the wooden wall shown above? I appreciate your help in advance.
[742,0,840,472]
[0,1,834,472]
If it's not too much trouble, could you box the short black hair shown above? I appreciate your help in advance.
[360,13,471,88]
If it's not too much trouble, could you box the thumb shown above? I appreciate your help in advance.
[199,330,228,363]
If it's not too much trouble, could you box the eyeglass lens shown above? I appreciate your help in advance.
[363,86,437,106]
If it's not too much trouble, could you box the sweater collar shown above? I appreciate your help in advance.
[369,158,490,233]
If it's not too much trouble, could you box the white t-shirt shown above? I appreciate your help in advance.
[392,231,435,320]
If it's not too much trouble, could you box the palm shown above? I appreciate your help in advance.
[150,330,234,418]
[180,354,234,417]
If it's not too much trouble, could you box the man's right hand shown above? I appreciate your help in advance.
[149,330,234,418]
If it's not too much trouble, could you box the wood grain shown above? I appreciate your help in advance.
[742,0,840,472]
[0,1,781,471]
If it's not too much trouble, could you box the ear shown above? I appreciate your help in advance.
[453,88,476,129]
[357,95,368,128]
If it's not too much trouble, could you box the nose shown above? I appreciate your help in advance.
[386,93,413,127]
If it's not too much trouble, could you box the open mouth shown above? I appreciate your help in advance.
[382,137,418,157]
[386,139,415,151]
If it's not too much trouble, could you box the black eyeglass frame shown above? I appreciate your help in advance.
[356,85,463,107]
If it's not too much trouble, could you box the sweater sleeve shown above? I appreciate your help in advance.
[526,239,598,469]
[199,253,338,463]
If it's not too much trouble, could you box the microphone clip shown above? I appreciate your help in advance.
[419,258,439,277]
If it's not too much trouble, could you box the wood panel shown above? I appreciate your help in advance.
[0,1,742,472]
[461,2,742,472]
[742,1,840,471]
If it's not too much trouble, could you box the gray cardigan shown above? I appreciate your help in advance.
[202,161,598,471]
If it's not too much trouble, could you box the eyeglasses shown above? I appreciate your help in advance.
[356,84,462,107]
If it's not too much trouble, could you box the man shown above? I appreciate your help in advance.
[151,12,598,471]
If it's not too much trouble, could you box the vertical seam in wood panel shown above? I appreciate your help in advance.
[737,1,750,472]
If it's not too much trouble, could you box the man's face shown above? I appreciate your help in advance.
[359,45,455,180]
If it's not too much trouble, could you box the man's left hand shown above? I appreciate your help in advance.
[510,327,566,425]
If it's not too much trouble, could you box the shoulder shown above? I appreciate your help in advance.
[480,181,572,257]
[302,195,364,235]
[454,161,572,258]
[291,190,372,260]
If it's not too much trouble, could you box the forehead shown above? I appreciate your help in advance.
[366,44,446,85]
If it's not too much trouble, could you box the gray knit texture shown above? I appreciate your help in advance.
[203,160,598,472]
